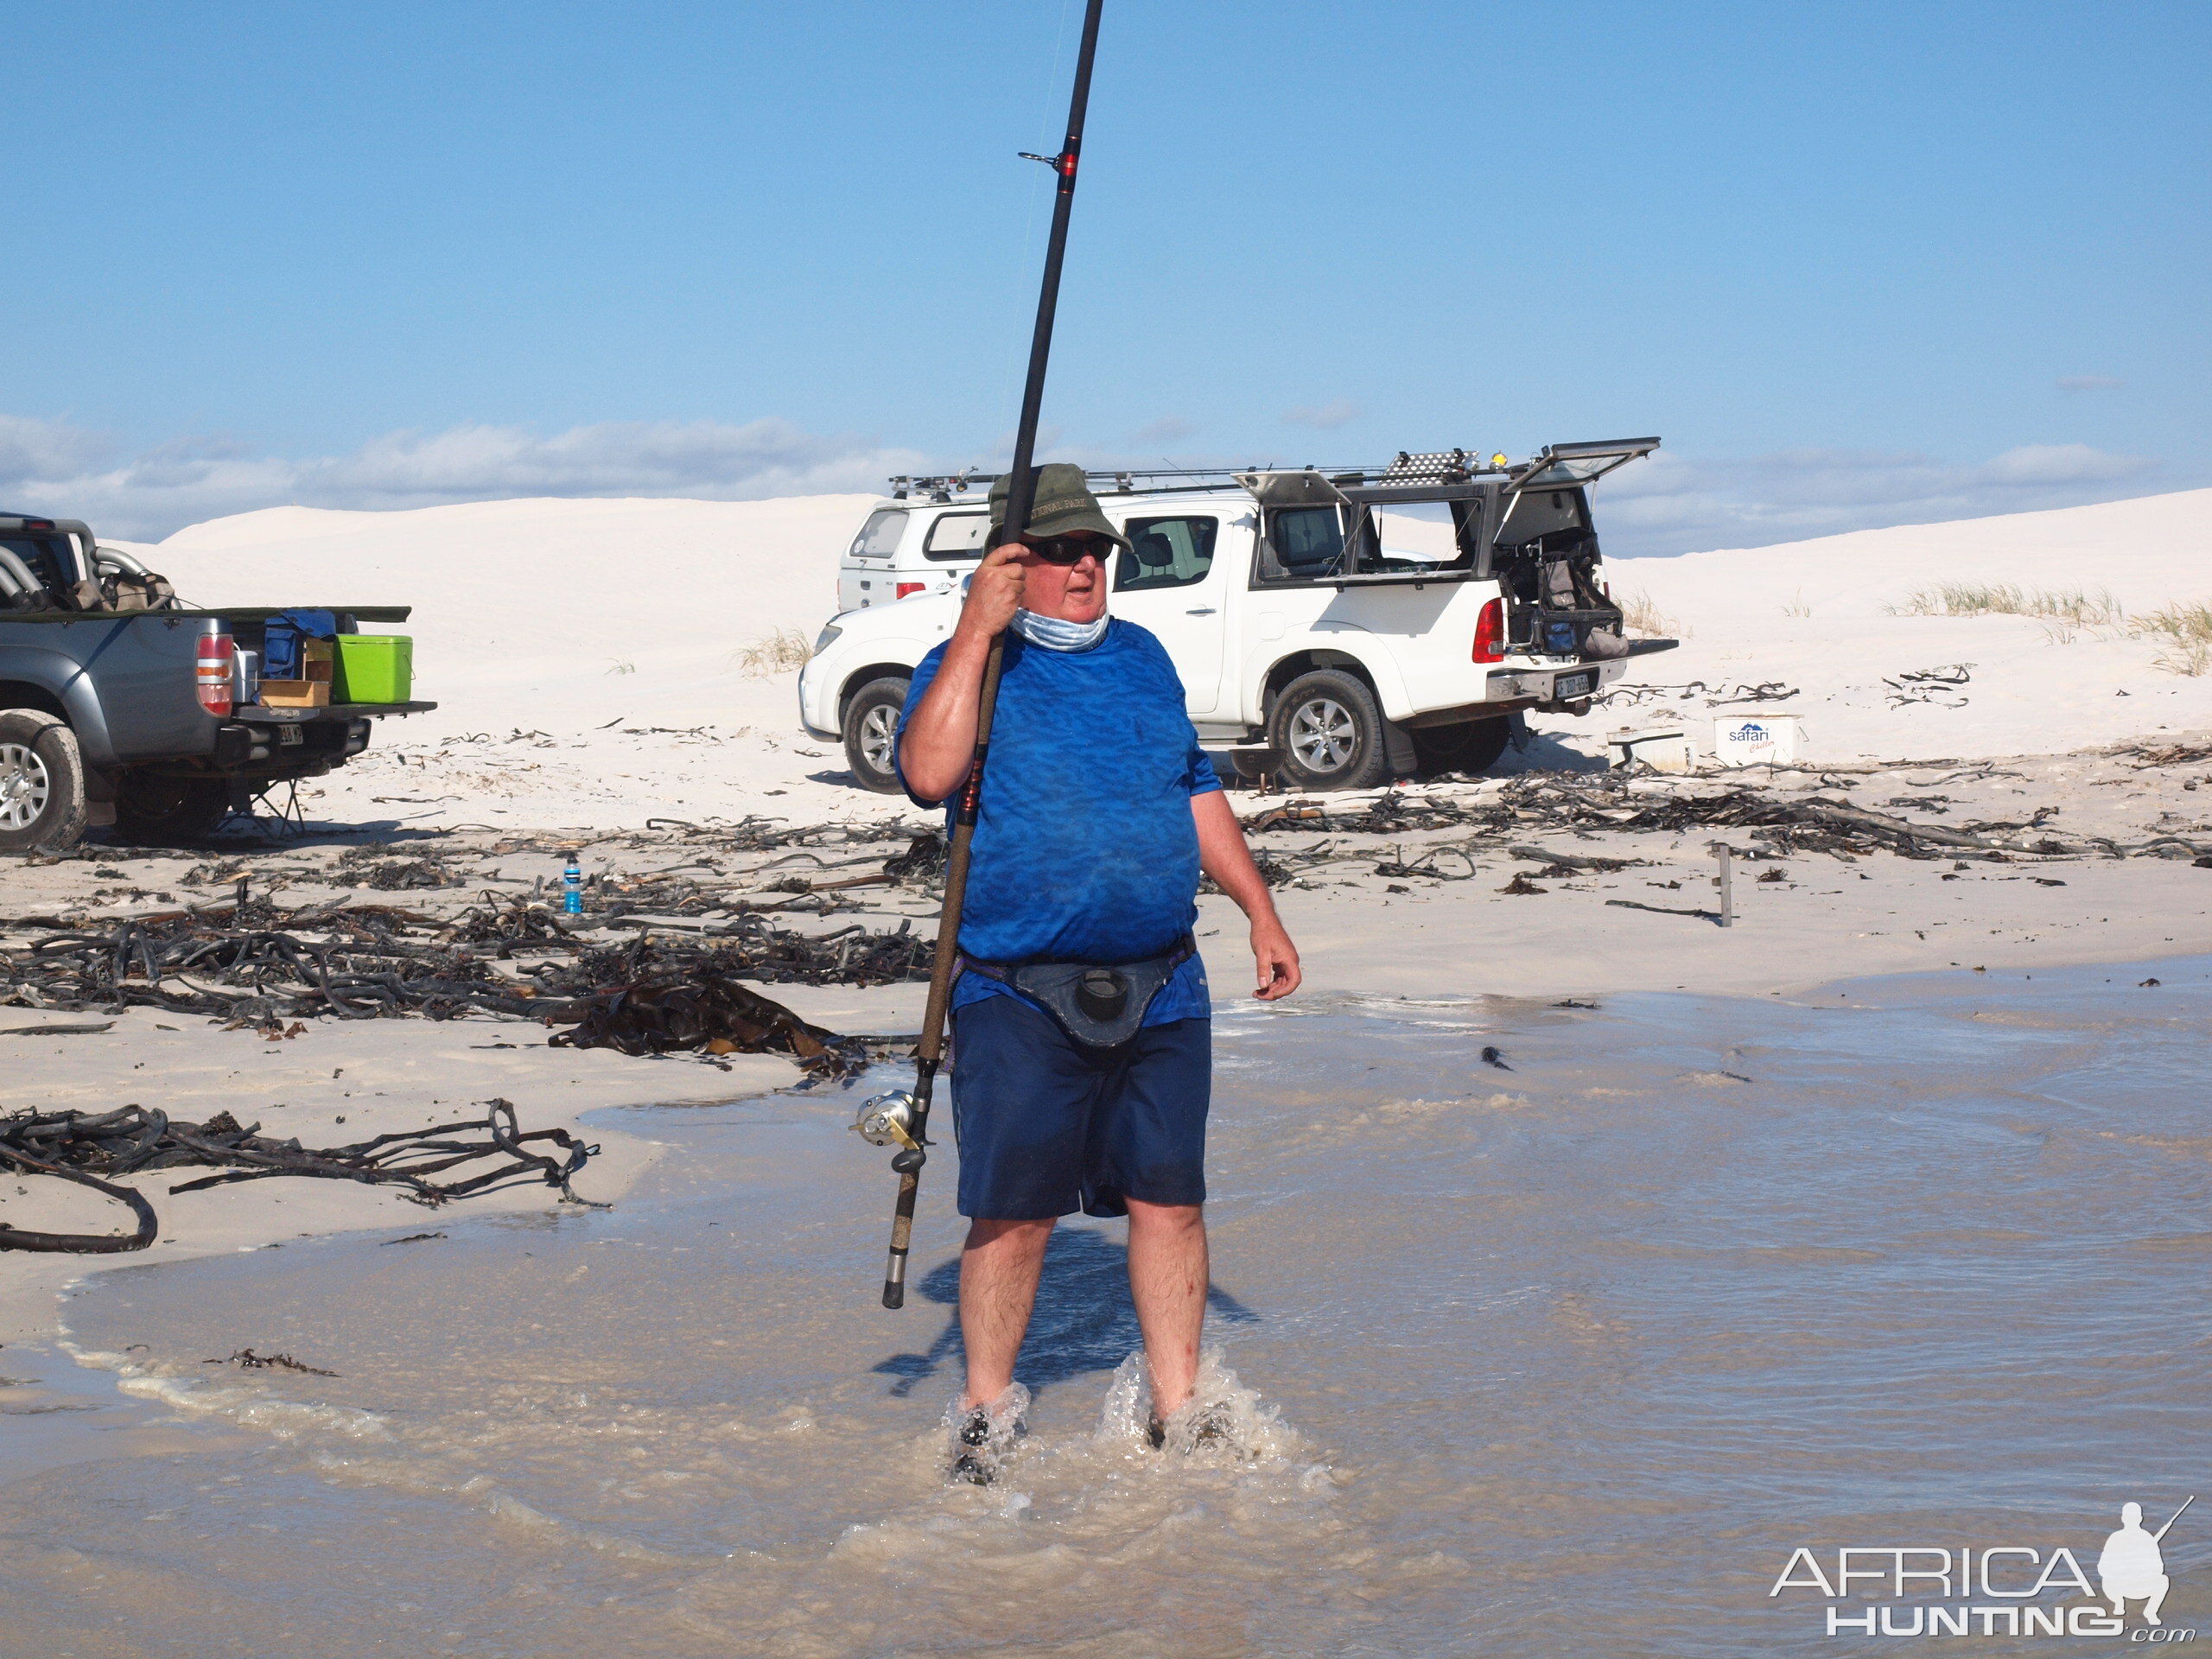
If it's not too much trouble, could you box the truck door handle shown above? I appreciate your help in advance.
[1185,606,1217,615]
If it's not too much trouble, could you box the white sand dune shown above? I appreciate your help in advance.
[162,493,876,735]
[1617,486,2212,760]
[144,485,2212,812]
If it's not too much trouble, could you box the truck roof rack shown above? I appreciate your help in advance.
[886,438,1657,502]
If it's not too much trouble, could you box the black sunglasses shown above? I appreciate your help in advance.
[1022,534,1104,565]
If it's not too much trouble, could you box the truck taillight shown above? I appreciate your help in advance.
[196,632,235,716]
[1471,598,1503,664]
[896,582,925,600]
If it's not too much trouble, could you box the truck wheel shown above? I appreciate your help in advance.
[1413,716,1512,777]
[0,709,89,854]
[112,770,232,845]
[841,676,911,794]
[1268,670,1390,791]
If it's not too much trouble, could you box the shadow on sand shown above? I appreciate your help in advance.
[871,1225,1259,1398]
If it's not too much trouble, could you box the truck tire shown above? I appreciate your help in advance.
[1268,669,1391,792]
[841,676,912,794]
[0,709,89,854]
[112,770,232,845]
[1413,716,1512,778]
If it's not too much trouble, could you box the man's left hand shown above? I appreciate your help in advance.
[1249,915,1301,1001]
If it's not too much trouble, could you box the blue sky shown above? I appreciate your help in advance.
[3,0,2206,550]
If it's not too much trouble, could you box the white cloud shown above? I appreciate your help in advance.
[0,414,925,539]
[1599,442,2164,556]
[6,410,2183,559]
[2056,374,2126,392]
[0,413,116,494]
[1283,398,1359,429]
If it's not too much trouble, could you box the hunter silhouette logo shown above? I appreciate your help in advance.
[1769,1496,2196,1638]
[2101,1498,2190,1628]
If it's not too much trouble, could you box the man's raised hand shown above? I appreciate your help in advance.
[957,542,1027,640]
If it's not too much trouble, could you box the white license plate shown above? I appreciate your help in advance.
[1554,671,1593,698]
[278,725,305,747]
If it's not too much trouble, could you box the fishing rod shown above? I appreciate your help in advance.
[862,0,1108,1310]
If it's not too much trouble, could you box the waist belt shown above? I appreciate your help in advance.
[959,935,1196,1049]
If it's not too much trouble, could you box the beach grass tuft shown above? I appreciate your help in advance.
[1887,582,2124,626]
[731,627,815,678]
[1890,582,2212,675]
[1618,589,1675,637]
[2136,601,2212,677]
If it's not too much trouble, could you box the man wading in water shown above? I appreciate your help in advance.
[898,464,1301,1483]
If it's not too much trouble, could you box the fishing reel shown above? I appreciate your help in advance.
[854,1090,926,1173]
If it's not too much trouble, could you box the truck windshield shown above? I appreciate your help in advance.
[849,510,907,558]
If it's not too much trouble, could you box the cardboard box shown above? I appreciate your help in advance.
[257,679,331,709]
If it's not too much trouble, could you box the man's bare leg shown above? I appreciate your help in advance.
[1127,1198,1208,1416]
[958,1217,1055,1408]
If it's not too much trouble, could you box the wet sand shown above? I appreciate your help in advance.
[3,957,2206,1656]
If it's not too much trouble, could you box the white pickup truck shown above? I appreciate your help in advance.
[797,441,1677,792]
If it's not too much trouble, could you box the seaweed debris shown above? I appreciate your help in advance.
[0,1098,598,1255]
[204,1350,339,1376]
[1237,774,2209,865]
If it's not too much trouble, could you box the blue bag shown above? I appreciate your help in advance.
[264,608,339,679]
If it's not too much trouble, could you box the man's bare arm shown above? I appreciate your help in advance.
[898,543,1027,802]
[1192,789,1301,1000]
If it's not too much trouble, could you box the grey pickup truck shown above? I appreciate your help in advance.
[0,510,434,850]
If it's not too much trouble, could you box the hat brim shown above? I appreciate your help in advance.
[990,491,1131,554]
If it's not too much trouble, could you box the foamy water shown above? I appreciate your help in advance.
[3,959,2206,1656]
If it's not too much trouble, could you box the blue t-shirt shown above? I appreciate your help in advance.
[896,621,1221,1026]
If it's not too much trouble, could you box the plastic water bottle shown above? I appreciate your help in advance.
[563,855,583,916]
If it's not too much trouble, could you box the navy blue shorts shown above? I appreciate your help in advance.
[949,994,1211,1220]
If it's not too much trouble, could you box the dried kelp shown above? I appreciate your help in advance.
[550,972,866,1077]
[0,1098,598,1255]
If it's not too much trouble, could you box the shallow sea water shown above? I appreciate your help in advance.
[3,957,2208,1656]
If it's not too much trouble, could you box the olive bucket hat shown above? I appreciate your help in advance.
[988,462,1131,554]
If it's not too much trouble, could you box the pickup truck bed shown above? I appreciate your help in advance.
[0,603,435,849]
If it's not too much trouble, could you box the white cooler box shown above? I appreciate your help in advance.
[1712,715,1804,766]
[1608,726,1697,772]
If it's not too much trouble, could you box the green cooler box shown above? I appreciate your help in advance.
[333,634,413,703]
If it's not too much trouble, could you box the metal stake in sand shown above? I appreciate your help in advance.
[1709,841,1734,927]
[874,0,1109,1311]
